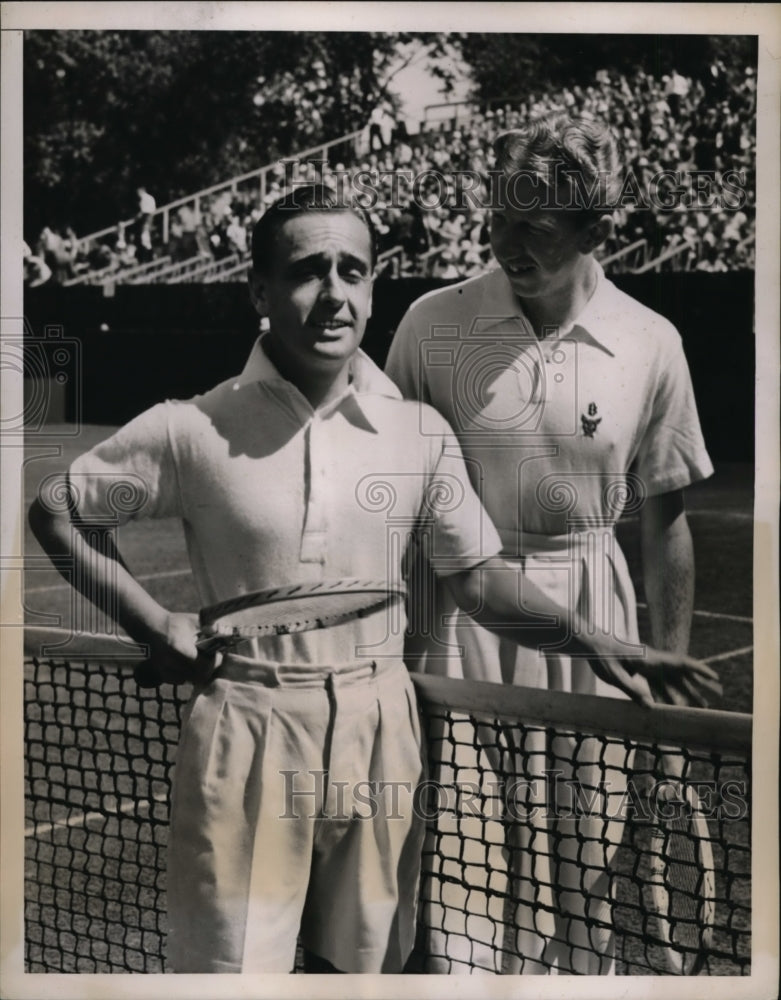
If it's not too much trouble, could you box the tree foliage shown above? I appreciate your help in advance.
[451,33,758,106]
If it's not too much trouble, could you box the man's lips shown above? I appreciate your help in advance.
[310,319,352,334]
[501,260,536,275]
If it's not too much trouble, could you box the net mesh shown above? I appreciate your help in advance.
[23,651,750,976]
[407,698,750,976]
[25,655,181,973]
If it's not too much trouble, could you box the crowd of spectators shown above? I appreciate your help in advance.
[26,61,756,287]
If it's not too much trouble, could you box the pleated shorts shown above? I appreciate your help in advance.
[167,654,425,973]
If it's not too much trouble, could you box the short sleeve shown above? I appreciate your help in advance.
[631,332,714,496]
[419,412,502,575]
[385,307,431,404]
[68,402,183,523]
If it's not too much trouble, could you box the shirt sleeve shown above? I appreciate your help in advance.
[68,402,183,523]
[419,410,503,575]
[385,306,431,404]
[631,330,714,496]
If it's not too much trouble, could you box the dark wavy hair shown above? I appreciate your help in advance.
[251,184,378,273]
[492,114,623,219]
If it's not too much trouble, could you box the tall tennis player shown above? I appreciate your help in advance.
[386,114,715,974]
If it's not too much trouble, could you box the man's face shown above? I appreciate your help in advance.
[252,211,374,375]
[489,175,590,300]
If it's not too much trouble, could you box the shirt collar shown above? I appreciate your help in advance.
[236,335,401,430]
[560,262,621,357]
[481,262,621,357]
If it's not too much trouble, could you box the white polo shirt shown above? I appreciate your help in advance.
[69,338,501,664]
[385,264,713,547]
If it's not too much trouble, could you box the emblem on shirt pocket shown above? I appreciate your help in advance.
[580,402,601,438]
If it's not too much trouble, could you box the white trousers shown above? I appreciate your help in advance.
[167,655,425,973]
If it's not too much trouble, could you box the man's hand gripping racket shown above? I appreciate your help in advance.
[134,580,407,687]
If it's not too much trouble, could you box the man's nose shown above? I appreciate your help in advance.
[493,226,521,257]
[320,266,346,302]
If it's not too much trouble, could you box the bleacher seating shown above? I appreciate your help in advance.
[30,65,755,287]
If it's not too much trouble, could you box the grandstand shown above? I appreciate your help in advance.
[28,65,755,290]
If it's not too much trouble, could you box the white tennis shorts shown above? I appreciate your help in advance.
[166,654,425,973]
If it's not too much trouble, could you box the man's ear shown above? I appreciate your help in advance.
[578,214,614,254]
[247,270,268,318]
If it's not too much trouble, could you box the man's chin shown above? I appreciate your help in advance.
[503,267,542,295]
[306,341,358,368]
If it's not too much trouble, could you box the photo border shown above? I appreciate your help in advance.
[2,4,778,999]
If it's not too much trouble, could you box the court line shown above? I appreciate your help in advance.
[25,568,191,595]
[636,602,753,625]
[681,509,754,521]
[25,790,168,838]
[702,645,754,665]
[620,510,753,524]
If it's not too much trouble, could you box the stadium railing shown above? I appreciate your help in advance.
[63,255,175,289]
[124,252,212,286]
[108,255,174,283]
[204,257,254,284]
[198,243,408,284]
[632,238,697,274]
[61,263,118,288]
[166,253,245,285]
[598,238,649,273]
[376,245,406,278]
[75,130,366,262]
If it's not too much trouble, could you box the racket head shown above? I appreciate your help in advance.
[198,578,407,649]
[646,784,716,975]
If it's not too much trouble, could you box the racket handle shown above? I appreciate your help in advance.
[134,646,223,688]
[196,632,231,655]
[134,658,162,689]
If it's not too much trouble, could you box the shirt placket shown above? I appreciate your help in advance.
[299,413,330,565]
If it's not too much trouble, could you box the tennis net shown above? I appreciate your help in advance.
[22,627,751,975]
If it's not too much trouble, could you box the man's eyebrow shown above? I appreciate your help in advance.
[286,250,371,271]
[492,209,556,228]
[338,251,372,270]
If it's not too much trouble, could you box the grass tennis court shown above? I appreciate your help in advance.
[21,425,754,715]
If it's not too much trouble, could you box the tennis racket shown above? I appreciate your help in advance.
[643,782,716,975]
[134,578,407,687]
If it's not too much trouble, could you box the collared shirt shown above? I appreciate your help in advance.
[385,264,713,542]
[70,339,500,663]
